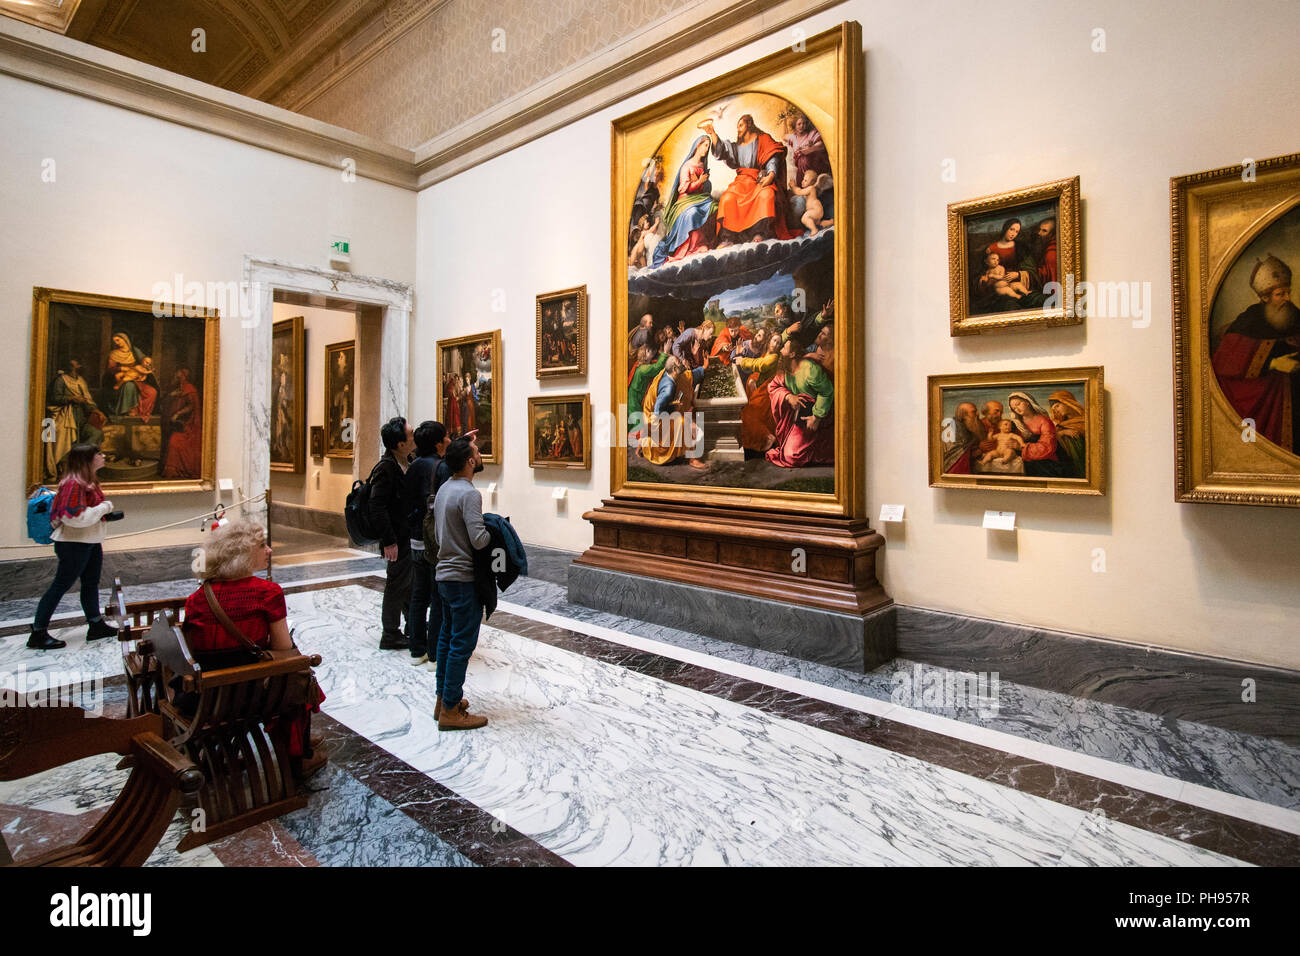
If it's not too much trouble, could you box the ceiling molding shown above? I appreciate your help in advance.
[410,0,844,189]
[0,0,81,34]
[0,16,417,189]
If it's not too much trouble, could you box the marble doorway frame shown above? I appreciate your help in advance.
[241,256,411,528]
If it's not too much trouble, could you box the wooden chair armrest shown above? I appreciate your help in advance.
[131,732,204,794]
[198,656,318,687]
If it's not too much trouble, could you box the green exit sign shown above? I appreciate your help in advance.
[330,239,350,255]
[329,236,351,264]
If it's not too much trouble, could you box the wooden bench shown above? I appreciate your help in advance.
[146,610,323,852]
[0,705,203,867]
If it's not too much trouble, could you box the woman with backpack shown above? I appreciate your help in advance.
[29,443,119,650]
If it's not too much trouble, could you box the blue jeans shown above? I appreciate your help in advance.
[435,579,482,708]
[407,550,441,658]
[34,542,104,629]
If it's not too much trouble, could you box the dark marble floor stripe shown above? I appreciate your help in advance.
[483,609,1300,867]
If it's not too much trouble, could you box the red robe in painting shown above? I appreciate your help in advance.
[715,131,801,241]
[161,382,202,478]
[1211,304,1300,452]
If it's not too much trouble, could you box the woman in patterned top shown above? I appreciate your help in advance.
[183,520,325,775]
[30,444,118,650]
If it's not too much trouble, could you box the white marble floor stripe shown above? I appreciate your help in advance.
[494,598,1300,839]
[294,586,1245,866]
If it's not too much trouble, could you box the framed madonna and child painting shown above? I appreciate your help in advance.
[26,287,219,494]
[613,22,864,518]
[1172,152,1300,507]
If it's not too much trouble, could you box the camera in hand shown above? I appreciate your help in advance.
[105,510,125,522]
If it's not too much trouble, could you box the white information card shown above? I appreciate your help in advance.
[878,504,905,523]
[982,510,1017,531]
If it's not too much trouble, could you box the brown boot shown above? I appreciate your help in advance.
[438,698,486,731]
[433,697,469,720]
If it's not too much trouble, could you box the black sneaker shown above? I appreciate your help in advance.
[28,629,67,651]
[86,619,117,641]
[378,635,409,651]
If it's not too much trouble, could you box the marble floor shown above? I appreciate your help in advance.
[1,572,1297,866]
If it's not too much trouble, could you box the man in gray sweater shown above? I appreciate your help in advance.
[432,436,491,730]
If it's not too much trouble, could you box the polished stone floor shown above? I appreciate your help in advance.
[1,567,1297,866]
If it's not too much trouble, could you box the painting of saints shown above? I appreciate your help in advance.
[44,358,105,479]
[698,112,801,248]
[765,338,833,467]
[1211,253,1300,454]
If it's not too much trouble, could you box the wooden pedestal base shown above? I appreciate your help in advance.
[577,498,891,616]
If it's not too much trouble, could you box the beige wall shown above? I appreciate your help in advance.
[415,0,1300,668]
[268,303,356,513]
[1,72,416,558]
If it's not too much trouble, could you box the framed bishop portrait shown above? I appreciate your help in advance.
[1172,152,1300,507]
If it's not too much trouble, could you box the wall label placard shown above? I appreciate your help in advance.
[983,510,1016,530]
[878,504,905,523]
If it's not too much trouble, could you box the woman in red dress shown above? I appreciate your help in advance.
[183,520,325,775]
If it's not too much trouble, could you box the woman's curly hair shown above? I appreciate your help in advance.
[199,519,266,580]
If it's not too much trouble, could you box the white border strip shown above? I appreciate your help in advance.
[495,598,1300,838]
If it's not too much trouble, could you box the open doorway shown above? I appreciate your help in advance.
[267,293,375,568]
[241,257,412,576]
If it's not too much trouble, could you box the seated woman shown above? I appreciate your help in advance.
[182,519,325,776]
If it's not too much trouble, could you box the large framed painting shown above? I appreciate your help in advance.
[528,393,591,469]
[26,287,219,494]
[437,330,502,464]
[323,339,354,459]
[947,177,1081,336]
[536,285,587,378]
[612,22,863,517]
[270,316,305,473]
[1173,152,1300,507]
[928,367,1104,495]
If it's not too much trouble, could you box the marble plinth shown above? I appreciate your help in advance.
[568,562,896,672]
[897,606,1300,748]
[0,544,197,600]
[269,501,349,538]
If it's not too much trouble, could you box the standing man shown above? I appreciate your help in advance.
[370,416,416,650]
[432,437,490,730]
[405,420,449,665]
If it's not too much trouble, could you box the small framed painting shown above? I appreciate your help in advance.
[437,330,502,464]
[309,425,324,459]
[323,339,355,459]
[928,366,1104,495]
[536,285,587,378]
[270,316,305,473]
[528,394,590,469]
[947,176,1081,335]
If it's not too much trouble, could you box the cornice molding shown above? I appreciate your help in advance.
[0,16,418,189]
[0,0,844,193]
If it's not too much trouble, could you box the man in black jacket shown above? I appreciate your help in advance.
[404,419,448,664]
[370,416,415,650]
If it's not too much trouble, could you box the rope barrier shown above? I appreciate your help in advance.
[4,491,268,550]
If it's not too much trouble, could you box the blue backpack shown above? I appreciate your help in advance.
[27,487,56,545]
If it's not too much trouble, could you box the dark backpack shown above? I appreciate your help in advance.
[344,462,382,545]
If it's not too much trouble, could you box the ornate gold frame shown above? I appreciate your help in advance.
[609,22,864,518]
[947,176,1082,336]
[527,393,591,470]
[270,315,305,474]
[1172,152,1300,507]
[436,329,503,465]
[26,287,219,495]
[536,285,587,378]
[927,366,1105,495]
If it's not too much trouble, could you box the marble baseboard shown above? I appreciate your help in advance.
[269,501,349,539]
[567,563,896,671]
[0,544,198,600]
[896,606,1300,748]
[522,543,582,588]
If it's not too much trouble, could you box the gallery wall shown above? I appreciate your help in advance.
[268,303,357,514]
[2,72,416,559]
[415,0,1300,669]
